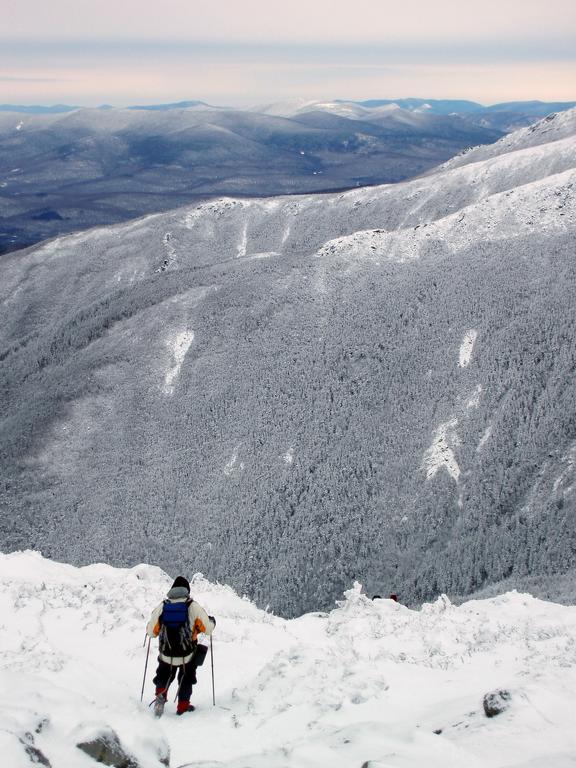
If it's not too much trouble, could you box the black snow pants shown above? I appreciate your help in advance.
[153,657,197,702]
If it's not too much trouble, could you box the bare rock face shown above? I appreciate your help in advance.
[76,725,139,767]
[483,689,512,718]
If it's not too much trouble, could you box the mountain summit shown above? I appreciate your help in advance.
[3,551,575,767]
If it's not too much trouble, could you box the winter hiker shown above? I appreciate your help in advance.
[146,575,215,717]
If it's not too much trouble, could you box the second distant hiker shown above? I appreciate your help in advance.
[146,575,215,717]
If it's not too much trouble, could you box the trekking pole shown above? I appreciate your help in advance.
[174,661,184,702]
[140,637,151,703]
[210,635,216,706]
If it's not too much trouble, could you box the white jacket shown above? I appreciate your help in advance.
[146,596,215,666]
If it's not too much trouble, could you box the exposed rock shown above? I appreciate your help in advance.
[361,762,388,768]
[16,734,51,767]
[483,689,512,718]
[0,731,51,767]
[76,725,139,767]
[21,740,51,766]
[34,718,49,735]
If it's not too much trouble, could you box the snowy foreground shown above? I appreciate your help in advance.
[1,552,576,768]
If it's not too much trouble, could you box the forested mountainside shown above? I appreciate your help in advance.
[1,110,575,616]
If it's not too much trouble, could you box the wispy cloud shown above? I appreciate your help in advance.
[0,75,67,82]
[2,37,576,64]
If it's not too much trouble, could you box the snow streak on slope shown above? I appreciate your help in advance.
[224,444,244,476]
[1,552,576,768]
[459,329,478,367]
[163,330,194,395]
[466,384,482,409]
[237,223,248,258]
[424,419,461,481]
[478,425,493,451]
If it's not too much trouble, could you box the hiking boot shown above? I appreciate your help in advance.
[153,689,167,719]
[176,700,196,716]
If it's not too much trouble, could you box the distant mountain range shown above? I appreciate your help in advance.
[0,101,215,114]
[1,109,574,616]
[2,98,575,117]
[256,98,576,133]
[357,98,576,116]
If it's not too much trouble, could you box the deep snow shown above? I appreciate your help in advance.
[1,551,575,768]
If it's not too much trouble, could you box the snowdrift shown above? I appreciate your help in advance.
[1,551,575,768]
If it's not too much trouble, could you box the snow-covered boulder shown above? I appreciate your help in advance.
[75,724,138,767]
[483,689,512,718]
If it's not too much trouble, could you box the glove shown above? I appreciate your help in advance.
[208,615,216,628]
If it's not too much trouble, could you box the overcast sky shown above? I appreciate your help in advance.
[2,0,575,106]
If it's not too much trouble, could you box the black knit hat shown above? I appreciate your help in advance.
[171,576,190,592]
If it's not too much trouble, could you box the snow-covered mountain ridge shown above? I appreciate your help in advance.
[16,110,569,280]
[2,550,576,768]
[437,108,576,172]
[1,110,575,617]
[319,166,574,263]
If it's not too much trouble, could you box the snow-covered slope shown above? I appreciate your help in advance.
[1,110,575,617]
[437,109,576,172]
[2,551,576,768]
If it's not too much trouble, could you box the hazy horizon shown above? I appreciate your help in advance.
[2,0,575,106]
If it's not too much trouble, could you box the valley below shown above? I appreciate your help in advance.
[1,109,575,616]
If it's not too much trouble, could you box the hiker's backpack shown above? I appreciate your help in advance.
[158,599,194,657]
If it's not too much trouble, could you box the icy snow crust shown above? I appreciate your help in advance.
[1,552,576,768]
